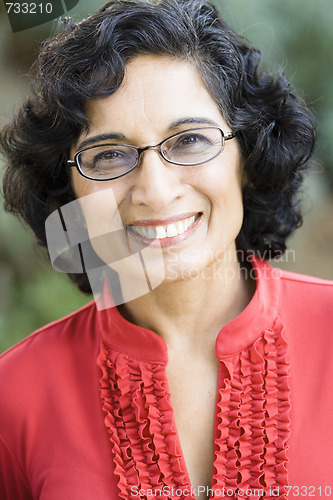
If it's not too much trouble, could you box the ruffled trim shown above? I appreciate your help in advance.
[213,318,291,499]
[98,345,193,499]
[98,317,290,500]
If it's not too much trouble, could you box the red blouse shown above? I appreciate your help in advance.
[0,258,333,499]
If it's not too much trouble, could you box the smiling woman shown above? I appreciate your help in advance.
[0,1,333,499]
[71,56,244,284]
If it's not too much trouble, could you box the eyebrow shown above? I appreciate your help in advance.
[77,132,125,151]
[168,117,220,130]
[76,117,220,150]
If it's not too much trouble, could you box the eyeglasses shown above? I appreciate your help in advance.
[67,127,235,181]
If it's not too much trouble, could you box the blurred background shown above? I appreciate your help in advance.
[0,0,332,352]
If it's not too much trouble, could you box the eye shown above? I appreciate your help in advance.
[90,148,131,173]
[170,132,213,154]
[163,128,223,165]
[93,149,124,164]
[178,133,209,147]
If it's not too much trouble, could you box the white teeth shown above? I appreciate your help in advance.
[140,226,150,238]
[166,224,178,237]
[147,226,156,239]
[156,226,167,238]
[129,214,199,240]
[175,221,185,234]
[185,216,195,229]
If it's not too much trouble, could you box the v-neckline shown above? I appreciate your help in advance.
[163,356,222,500]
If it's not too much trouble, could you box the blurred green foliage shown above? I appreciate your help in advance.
[218,0,333,186]
[1,0,332,353]
[0,208,90,352]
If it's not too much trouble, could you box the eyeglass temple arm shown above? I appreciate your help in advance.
[225,131,236,141]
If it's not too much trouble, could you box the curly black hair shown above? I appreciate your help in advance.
[0,0,316,293]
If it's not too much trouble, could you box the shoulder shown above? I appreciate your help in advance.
[253,257,333,303]
[0,299,104,487]
[0,300,98,401]
[253,258,333,329]
[278,266,333,287]
[278,266,333,301]
[272,265,333,332]
[1,299,96,362]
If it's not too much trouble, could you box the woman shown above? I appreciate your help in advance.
[0,0,332,498]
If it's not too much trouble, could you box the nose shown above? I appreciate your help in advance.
[130,149,186,210]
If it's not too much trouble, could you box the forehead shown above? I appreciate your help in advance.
[82,55,226,140]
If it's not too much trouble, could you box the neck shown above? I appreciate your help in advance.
[117,246,255,352]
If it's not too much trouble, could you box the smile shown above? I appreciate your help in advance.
[126,213,202,243]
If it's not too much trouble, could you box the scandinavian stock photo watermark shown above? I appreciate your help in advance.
[130,485,333,498]
[163,246,295,282]
[45,187,296,310]
[130,486,277,498]
[45,188,165,309]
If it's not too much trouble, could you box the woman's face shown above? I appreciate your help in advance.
[71,55,244,285]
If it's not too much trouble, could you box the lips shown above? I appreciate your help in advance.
[126,212,202,246]
[128,214,201,239]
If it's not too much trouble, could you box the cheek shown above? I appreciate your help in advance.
[196,155,244,250]
[195,158,243,212]
[71,175,130,263]
[71,170,93,199]
[71,171,128,228]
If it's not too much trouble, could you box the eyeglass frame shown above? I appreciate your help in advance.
[67,126,236,181]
